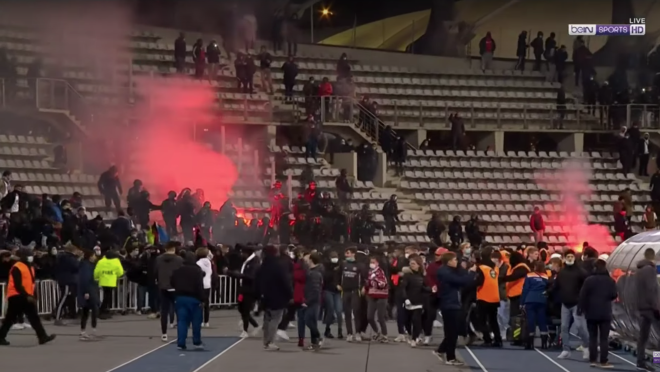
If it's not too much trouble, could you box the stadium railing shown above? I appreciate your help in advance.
[0,275,239,320]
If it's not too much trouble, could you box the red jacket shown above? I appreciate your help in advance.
[293,261,306,304]
[425,261,441,288]
[318,82,333,97]
[365,267,389,299]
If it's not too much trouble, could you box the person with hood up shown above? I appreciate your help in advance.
[465,215,483,247]
[97,165,122,210]
[499,251,530,345]
[448,216,463,249]
[256,245,293,351]
[54,244,80,325]
[94,249,124,319]
[552,249,589,359]
[155,241,183,341]
[515,30,528,71]
[78,250,100,340]
[171,251,206,351]
[126,179,143,210]
[161,191,179,238]
[435,251,477,366]
[634,248,660,371]
[474,247,503,347]
[399,254,431,347]
[478,32,496,71]
[0,248,56,346]
[336,52,351,80]
[521,261,550,349]
[196,247,214,328]
[578,254,617,368]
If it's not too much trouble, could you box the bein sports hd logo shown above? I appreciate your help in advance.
[569,18,645,36]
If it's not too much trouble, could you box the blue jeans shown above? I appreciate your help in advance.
[296,306,306,340]
[497,300,510,333]
[175,296,203,348]
[323,291,343,331]
[304,303,321,344]
[560,304,589,351]
[525,303,548,336]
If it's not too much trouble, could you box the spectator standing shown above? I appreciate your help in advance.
[256,245,293,351]
[478,32,496,71]
[634,248,660,371]
[155,242,183,341]
[554,45,568,83]
[303,252,324,350]
[544,32,557,80]
[173,33,187,73]
[640,132,650,176]
[78,250,99,340]
[206,40,220,82]
[97,165,122,211]
[281,56,298,102]
[514,30,528,71]
[192,39,205,79]
[283,13,299,56]
[259,46,273,94]
[195,247,213,328]
[318,77,334,119]
[235,54,249,93]
[530,32,544,72]
[335,169,353,205]
[578,255,617,368]
[572,36,586,86]
[94,250,124,319]
[529,207,545,243]
[171,251,206,351]
[337,53,351,80]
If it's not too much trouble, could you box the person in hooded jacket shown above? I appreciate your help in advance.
[196,247,214,328]
[552,249,589,358]
[171,251,206,350]
[435,251,477,366]
[195,202,214,242]
[155,242,183,341]
[281,56,298,102]
[161,191,179,238]
[521,261,550,349]
[336,53,351,80]
[78,250,99,340]
[126,179,143,210]
[515,30,528,71]
[634,248,660,371]
[95,249,124,320]
[578,255,617,368]
[97,166,122,210]
[228,245,261,337]
[448,216,463,249]
[54,244,80,325]
[382,195,399,235]
[399,254,431,347]
[465,215,483,247]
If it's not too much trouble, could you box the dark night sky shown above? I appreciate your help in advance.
[308,0,431,28]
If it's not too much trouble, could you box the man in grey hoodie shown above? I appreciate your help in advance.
[155,242,183,342]
[634,248,660,371]
[303,252,324,350]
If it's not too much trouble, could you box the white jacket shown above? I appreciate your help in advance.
[196,258,213,289]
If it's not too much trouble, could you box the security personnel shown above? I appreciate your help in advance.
[94,250,125,319]
[521,261,549,349]
[0,248,56,346]
[475,248,502,347]
[500,251,530,345]
[340,247,367,342]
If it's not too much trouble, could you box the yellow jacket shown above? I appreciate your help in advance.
[93,256,124,288]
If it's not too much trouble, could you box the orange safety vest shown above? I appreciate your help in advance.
[476,265,500,303]
[505,263,530,298]
[6,261,35,298]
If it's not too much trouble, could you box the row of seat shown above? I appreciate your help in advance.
[408,150,617,159]
[402,180,642,192]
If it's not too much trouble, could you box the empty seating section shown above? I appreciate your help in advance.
[0,134,113,219]
[398,150,647,247]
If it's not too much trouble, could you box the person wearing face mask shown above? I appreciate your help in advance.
[391,246,416,342]
[322,250,343,339]
[364,255,390,343]
[0,248,56,346]
[552,249,590,359]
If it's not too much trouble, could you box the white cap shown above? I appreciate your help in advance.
[597,254,609,261]
[550,253,562,259]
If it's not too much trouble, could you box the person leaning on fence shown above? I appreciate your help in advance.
[94,249,124,320]
[0,248,56,346]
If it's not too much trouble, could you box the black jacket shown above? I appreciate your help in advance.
[552,264,587,307]
[174,37,186,59]
[322,261,342,293]
[635,259,660,312]
[256,255,293,310]
[281,61,298,84]
[170,255,206,302]
[54,251,79,286]
[578,267,617,321]
[399,267,429,306]
[232,254,260,296]
[97,170,121,195]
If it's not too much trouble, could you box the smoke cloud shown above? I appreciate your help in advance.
[535,160,616,253]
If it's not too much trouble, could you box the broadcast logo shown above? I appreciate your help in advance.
[569,18,645,36]
[568,24,596,36]
[653,351,660,364]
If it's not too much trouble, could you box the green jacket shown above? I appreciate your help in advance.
[94,257,124,288]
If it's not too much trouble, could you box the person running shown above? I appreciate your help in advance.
[0,248,56,346]
[79,250,100,340]
[228,246,261,337]
[256,245,293,351]
[155,241,183,341]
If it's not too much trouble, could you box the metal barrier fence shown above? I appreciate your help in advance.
[0,275,239,320]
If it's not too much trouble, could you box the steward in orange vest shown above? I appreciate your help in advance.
[0,248,56,346]
[474,249,503,346]
[499,251,530,345]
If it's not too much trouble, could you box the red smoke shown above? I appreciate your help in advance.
[131,76,238,209]
[535,160,616,253]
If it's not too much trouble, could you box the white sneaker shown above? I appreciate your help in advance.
[23,323,32,329]
[423,336,431,345]
[276,329,290,341]
[11,323,25,330]
[433,320,443,328]
[409,340,417,348]
[202,323,210,328]
[264,343,280,351]
[239,331,249,338]
[251,326,262,337]
[288,322,296,328]
[394,334,407,342]
[238,320,244,329]
[161,334,168,342]
[169,323,176,329]
[354,334,362,342]
[582,348,590,360]
[346,334,354,342]
[558,351,571,359]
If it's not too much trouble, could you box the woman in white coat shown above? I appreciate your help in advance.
[196,247,214,327]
